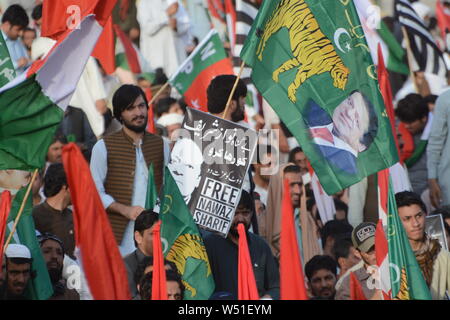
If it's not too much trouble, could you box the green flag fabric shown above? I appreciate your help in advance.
[0,33,16,88]
[386,178,432,300]
[6,187,54,300]
[240,0,398,194]
[160,167,215,300]
[145,163,158,210]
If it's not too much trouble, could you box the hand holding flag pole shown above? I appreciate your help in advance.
[3,169,38,252]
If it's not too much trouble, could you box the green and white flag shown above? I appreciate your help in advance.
[160,167,215,300]
[0,14,111,171]
[6,187,53,300]
[241,0,399,194]
[0,32,15,88]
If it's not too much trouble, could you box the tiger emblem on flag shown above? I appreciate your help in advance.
[166,233,212,297]
[256,0,350,102]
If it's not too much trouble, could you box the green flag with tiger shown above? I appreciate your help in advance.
[160,167,215,300]
[240,0,398,194]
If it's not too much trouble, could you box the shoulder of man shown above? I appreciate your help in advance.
[335,260,364,291]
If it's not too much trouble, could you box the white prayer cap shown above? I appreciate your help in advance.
[5,244,31,259]
[31,37,57,61]
[156,113,184,127]
[411,2,431,21]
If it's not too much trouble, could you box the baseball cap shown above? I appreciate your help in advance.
[5,244,31,259]
[351,222,376,253]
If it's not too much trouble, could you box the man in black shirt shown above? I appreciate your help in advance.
[204,191,279,299]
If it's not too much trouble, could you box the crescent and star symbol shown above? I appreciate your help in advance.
[334,28,352,53]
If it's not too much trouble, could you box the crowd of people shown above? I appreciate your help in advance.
[0,0,449,300]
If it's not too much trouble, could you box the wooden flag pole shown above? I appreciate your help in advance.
[401,26,419,94]
[222,60,246,120]
[3,169,38,252]
[149,82,171,106]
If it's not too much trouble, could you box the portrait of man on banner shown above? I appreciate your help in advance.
[304,91,378,175]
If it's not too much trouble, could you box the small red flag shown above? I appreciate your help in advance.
[145,88,155,134]
[437,1,450,41]
[377,44,402,163]
[0,191,11,268]
[350,272,367,300]
[113,24,141,74]
[62,143,131,300]
[280,179,309,300]
[92,17,116,74]
[237,223,259,300]
[151,221,167,300]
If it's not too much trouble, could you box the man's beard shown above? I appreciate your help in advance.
[123,116,147,133]
[48,267,63,285]
[229,222,249,238]
[231,105,245,122]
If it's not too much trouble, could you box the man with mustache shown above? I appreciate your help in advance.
[204,191,280,299]
[38,233,79,300]
[90,85,169,256]
[304,255,338,300]
[0,244,33,300]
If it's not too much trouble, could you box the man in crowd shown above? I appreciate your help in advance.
[335,222,377,300]
[46,132,67,168]
[32,163,75,260]
[1,4,30,74]
[38,233,79,300]
[396,191,450,300]
[123,210,159,299]
[204,191,280,299]
[90,85,168,256]
[0,244,33,300]
[138,269,184,300]
[321,220,353,259]
[155,96,184,120]
[396,94,430,197]
[252,144,275,206]
[304,255,338,300]
[288,147,309,175]
[207,75,247,125]
[333,237,360,279]
[428,88,450,208]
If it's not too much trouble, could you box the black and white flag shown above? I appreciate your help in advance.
[395,0,447,77]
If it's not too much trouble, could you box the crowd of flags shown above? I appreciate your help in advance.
[0,0,447,300]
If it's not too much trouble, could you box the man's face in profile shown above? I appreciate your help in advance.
[332,91,370,153]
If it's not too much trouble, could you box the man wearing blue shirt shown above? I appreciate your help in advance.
[1,4,30,75]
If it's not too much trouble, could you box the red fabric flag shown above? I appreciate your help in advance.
[350,272,367,300]
[0,191,11,268]
[437,1,450,41]
[151,221,167,300]
[237,223,259,300]
[145,88,155,134]
[224,0,236,53]
[377,44,402,163]
[41,0,117,74]
[208,0,226,24]
[280,179,308,300]
[114,24,141,74]
[92,17,116,74]
[62,143,130,300]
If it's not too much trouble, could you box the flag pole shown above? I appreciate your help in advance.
[401,27,419,94]
[222,60,246,119]
[3,169,38,252]
[149,82,171,106]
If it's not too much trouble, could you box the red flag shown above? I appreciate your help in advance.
[350,272,367,300]
[145,88,155,134]
[114,24,141,74]
[92,17,116,74]
[151,221,167,300]
[208,0,226,24]
[224,0,236,53]
[280,179,308,300]
[42,0,117,74]
[62,143,130,300]
[237,223,259,300]
[377,44,401,163]
[437,1,450,41]
[0,191,11,268]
